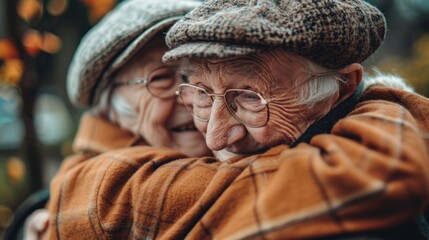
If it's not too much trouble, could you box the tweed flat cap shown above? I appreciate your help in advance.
[163,0,386,69]
[67,0,200,107]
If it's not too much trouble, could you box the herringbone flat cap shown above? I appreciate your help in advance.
[67,0,200,107]
[163,0,386,69]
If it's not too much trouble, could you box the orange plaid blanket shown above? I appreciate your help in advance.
[45,86,429,239]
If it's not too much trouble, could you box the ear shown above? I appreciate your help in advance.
[334,63,363,106]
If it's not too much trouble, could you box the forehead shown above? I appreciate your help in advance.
[187,51,301,91]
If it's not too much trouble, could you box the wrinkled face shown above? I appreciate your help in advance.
[110,34,211,157]
[186,50,338,159]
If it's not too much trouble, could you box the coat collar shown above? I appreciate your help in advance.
[73,113,145,154]
[291,82,364,147]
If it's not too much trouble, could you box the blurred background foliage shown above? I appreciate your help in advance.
[367,0,429,97]
[0,0,117,236]
[0,0,429,238]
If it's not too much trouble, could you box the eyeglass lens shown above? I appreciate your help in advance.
[146,67,183,98]
[178,84,269,127]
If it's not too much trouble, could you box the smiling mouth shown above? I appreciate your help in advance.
[170,122,198,132]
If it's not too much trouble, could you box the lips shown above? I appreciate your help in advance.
[170,122,198,132]
[225,143,268,155]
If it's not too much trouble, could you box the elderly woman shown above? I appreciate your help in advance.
[25,0,209,238]
[67,0,208,158]
[44,0,429,239]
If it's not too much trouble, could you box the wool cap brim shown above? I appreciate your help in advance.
[67,0,200,108]
[163,0,386,69]
[163,42,267,62]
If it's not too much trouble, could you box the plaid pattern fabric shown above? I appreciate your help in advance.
[49,112,146,185]
[45,86,429,239]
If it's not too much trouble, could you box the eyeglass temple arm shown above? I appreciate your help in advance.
[113,79,147,86]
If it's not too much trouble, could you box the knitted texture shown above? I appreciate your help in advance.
[67,0,200,108]
[46,86,429,239]
[163,0,386,69]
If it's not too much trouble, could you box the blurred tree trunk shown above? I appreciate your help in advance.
[6,0,43,192]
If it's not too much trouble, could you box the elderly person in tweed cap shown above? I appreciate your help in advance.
[67,0,209,158]
[43,0,429,239]
[165,0,389,158]
[164,0,429,157]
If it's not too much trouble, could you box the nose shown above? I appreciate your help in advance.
[205,99,246,151]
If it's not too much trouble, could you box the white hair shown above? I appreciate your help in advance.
[362,69,414,93]
[109,90,138,121]
[294,59,415,108]
[289,54,342,108]
[90,85,138,130]
[89,86,112,117]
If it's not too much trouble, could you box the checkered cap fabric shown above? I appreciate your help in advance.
[67,0,200,107]
[163,0,386,69]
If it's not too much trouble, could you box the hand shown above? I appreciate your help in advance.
[23,209,49,240]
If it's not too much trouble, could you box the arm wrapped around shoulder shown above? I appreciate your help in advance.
[269,98,429,238]
[176,96,429,240]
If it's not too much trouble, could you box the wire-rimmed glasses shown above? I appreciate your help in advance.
[176,83,273,128]
[113,65,182,99]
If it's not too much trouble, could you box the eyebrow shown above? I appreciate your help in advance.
[183,64,201,77]
[177,58,200,77]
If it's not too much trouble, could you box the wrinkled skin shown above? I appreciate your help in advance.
[186,50,362,160]
[109,33,211,158]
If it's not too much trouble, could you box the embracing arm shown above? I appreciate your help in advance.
[304,99,429,233]
[43,90,429,239]
[205,95,429,239]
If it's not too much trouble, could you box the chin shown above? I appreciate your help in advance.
[186,147,213,157]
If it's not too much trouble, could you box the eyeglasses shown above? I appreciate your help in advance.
[113,66,182,99]
[176,83,274,128]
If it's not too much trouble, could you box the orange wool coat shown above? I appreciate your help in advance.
[51,112,146,187]
[45,86,429,239]
[73,112,144,154]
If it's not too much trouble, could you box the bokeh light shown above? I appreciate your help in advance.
[0,205,14,228]
[42,32,62,54]
[80,0,117,23]
[0,60,24,85]
[34,93,73,145]
[22,30,62,56]
[6,157,26,183]
[23,29,43,56]
[0,39,20,59]
[17,0,43,22]
[47,0,69,16]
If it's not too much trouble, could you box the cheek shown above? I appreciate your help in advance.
[136,96,176,147]
[110,89,140,131]
[246,127,285,147]
[138,96,174,127]
[194,119,207,135]
[248,103,314,146]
